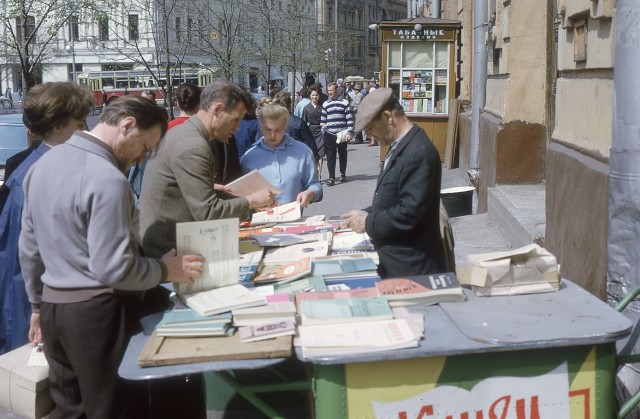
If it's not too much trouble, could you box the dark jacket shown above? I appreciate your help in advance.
[365,125,446,278]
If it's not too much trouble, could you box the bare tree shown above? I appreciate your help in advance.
[0,0,97,91]
[182,0,247,81]
[278,0,318,93]
[240,0,289,92]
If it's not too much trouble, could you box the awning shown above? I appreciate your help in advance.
[270,68,284,81]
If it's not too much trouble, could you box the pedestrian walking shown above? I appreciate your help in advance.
[320,82,353,186]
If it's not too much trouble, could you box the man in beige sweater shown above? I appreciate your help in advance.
[139,79,275,258]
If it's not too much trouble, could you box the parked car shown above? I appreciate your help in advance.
[0,113,29,184]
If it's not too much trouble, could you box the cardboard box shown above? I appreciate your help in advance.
[0,344,53,418]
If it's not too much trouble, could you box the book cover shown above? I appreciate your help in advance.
[239,320,296,343]
[296,319,418,357]
[375,272,466,305]
[324,276,380,291]
[253,257,312,284]
[299,297,393,325]
[226,169,281,197]
[238,249,264,283]
[183,284,266,316]
[294,287,378,311]
[274,276,327,294]
[250,229,333,247]
[263,241,329,265]
[175,218,239,296]
[250,202,302,226]
[157,309,232,328]
[330,231,374,252]
[311,257,378,278]
[232,301,296,325]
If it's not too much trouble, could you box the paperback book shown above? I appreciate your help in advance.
[296,319,419,358]
[294,287,379,311]
[263,240,330,265]
[299,297,393,325]
[232,301,297,327]
[226,169,281,197]
[311,257,378,279]
[250,201,302,225]
[375,272,466,306]
[183,284,266,316]
[253,257,312,284]
[239,320,296,343]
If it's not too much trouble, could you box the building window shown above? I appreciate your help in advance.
[176,17,181,41]
[128,14,139,41]
[573,19,587,62]
[97,13,109,41]
[69,15,79,41]
[16,15,36,44]
[187,17,193,43]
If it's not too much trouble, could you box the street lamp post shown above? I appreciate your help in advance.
[334,0,338,81]
[66,17,76,84]
[65,43,76,84]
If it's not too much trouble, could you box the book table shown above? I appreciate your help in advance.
[119,280,632,418]
[299,280,632,419]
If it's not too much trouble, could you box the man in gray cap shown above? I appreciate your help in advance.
[340,88,446,277]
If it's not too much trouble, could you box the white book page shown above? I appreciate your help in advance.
[250,202,302,225]
[175,218,239,295]
[297,319,416,348]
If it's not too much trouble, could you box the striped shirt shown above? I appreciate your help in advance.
[320,98,354,135]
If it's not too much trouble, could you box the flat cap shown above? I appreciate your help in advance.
[354,88,394,132]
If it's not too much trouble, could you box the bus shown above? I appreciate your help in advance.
[77,66,218,108]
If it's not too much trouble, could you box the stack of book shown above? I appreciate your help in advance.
[183,284,266,316]
[375,272,466,307]
[296,319,419,358]
[155,309,233,337]
[233,302,297,343]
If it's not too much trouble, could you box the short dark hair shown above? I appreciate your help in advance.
[173,83,201,113]
[299,87,310,99]
[200,79,255,114]
[23,82,93,137]
[100,95,168,138]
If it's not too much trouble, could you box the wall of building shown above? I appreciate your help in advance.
[545,2,615,297]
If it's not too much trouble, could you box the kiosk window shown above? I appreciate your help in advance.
[386,41,450,115]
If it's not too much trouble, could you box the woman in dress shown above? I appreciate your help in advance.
[302,87,324,177]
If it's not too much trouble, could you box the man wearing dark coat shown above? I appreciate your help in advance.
[341,88,446,278]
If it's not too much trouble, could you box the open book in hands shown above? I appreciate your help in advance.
[226,169,281,197]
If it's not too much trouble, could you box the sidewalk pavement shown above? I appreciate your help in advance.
[307,141,512,266]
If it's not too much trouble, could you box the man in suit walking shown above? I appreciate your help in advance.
[340,88,446,278]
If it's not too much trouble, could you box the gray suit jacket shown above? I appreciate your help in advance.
[365,125,446,278]
[139,115,249,258]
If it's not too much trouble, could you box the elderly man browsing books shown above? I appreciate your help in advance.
[340,88,446,278]
[240,98,322,208]
[19,96,205,418]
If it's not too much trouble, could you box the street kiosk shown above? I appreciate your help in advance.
[376,17,462,160]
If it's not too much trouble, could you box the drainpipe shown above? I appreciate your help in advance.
[609,0,640,406]
[609,1,640,305]
[608,0,640,307]
[432,0,440,18]
[468,0,487,179]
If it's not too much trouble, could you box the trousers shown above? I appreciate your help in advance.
[324,132,348,180]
